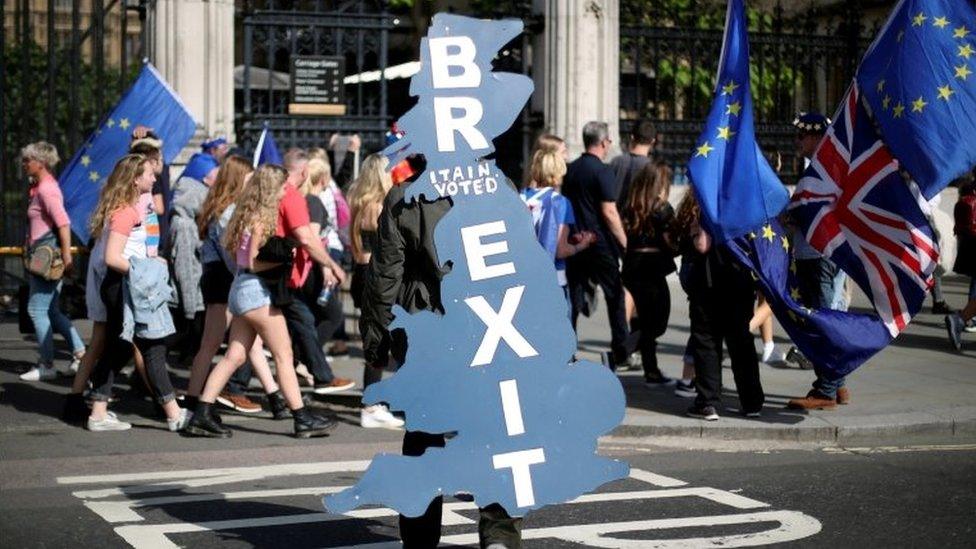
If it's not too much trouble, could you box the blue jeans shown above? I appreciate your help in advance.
[27,274,84,364]
[812,370,846,399]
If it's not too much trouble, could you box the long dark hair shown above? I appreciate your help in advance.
[621,161,672,236]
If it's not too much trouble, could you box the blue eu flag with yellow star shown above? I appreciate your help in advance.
[857,0,976,199]
[60,63,197,243]
[687,0,788,244]
[726,221,893,380]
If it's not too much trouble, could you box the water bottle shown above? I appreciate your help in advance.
[317,283,333,307]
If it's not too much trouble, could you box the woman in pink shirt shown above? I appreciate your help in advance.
[19,142,85,382]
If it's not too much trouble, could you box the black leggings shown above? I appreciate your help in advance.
[622,253,672,380]
[89,270,176,405]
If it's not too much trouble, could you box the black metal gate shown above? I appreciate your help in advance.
[1,1,147,248]
[619,0,875,183]
[237,0,393,152]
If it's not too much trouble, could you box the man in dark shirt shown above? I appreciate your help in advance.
[609,119,657,210]
[562,121,630,367]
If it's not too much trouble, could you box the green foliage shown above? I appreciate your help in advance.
[2,40,137,244]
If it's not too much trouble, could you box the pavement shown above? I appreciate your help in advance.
[0,273,973,446]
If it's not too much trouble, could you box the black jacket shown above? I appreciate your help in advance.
[360,184,452,364]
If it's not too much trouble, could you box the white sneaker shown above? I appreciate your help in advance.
[56,354,83,376]
[360,405,405,429]
[762,347,786,364]
[20,363,56,381]
[168,408,192,432]
[87,411,132,432]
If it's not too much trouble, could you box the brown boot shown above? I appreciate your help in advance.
[836,387,850,405]
[787,390,837,410]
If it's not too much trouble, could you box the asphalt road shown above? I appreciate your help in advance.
[3,396,974,549]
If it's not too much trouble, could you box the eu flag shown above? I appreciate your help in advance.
[687,0,788,243]
[60,63,197,243]
[857,0,976,199]
[252,124,283,167]
[726,221,893,380]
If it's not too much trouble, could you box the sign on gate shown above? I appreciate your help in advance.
[288,55,346,115]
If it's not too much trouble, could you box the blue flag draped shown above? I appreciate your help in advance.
[687,0,788,244]
[726,222,893,380]
[59,63,197,243]
[856,0,976,199]
[252,125,283,167]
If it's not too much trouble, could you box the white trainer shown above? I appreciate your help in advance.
[56,354,82,377]
[168,408,192,432]
[20,363,56,381]
[360,405,405,429]
[87,412,132,432]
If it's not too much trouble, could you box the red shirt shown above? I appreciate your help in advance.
[277,183,312,288]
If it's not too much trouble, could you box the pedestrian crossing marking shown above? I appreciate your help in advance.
[60,461,822,548]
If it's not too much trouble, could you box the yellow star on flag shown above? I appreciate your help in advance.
[877,79,885,92]
[937,85,954,101]
[893,102,906,118]
[88,171,99,182]
[912,12,927,27]
[897,30,905,42]
[912,96,928,113]
[882,95,892,110]
[959,43,975,59]
[119,118,131,130]
[780,235,790,251]
[717,126,735,140]
[695,141,714,158]
[80,155,91,167]
[933,16,949,29]
[747,231,757,240]
[956,64,972,80]
[788,310,800,323]
[761,224,776,242]
[790,287,801,302]
[721,80,739,96]
[954,26,970,39]
[789,261,797,274]
[726,101,742,116]
[106,118,115,128]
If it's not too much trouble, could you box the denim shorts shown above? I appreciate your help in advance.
[228,272,271,316]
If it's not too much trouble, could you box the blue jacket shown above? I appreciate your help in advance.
[122,257,176,342]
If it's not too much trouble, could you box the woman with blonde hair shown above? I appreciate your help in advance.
[520,145,596,304]
[185,165,336,438]
[19,141,86,381]
[186,156,285,417]
[620,161,677,385]
[85,154,189,432]
[346,153,402,429]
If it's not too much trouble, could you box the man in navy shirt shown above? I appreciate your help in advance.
[562,121,630,367]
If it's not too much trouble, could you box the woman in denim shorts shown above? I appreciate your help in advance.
[185,165,336,439]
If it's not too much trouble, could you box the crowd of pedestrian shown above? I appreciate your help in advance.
[13,113,976,439]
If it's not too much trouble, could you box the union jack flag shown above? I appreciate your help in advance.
[789,83,939,337]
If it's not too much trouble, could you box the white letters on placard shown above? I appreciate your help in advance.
[433,97,489,152]
[460,221,516,281]
[428,36,481,89]
[498,379,526,436]
[492,448,546,507]
[465,286,539,367]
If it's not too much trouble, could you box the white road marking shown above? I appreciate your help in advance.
[65,463,821,548]
[823,444,976,454]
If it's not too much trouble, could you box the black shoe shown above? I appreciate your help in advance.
[293,407,338,439]
[785,346,814,370]
[644,375,675,386]
[62,392,89,424]
[184,395,222,424]
[267,390,292,420]
[932,301,953,315]
[184,402,232,438]
[686,404,719,421]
